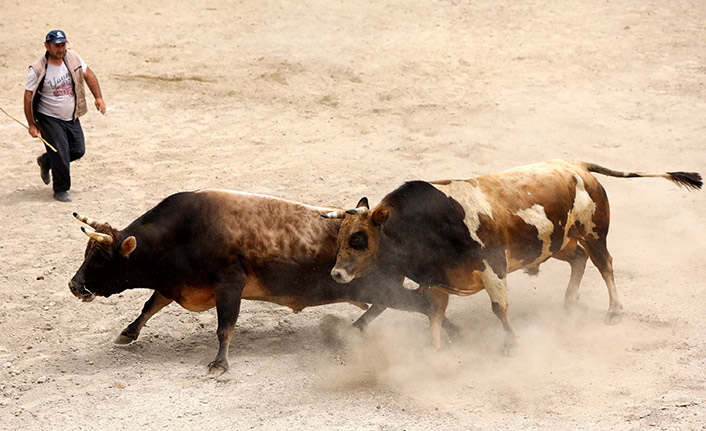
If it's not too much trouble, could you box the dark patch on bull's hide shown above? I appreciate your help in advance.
[507,213,544,266]
[474,213,507,278]
[549,213,570,253]
[589,182,611,240]
[524,267,540,276]
[544,180,576,253]
[568,223,583,239]
[378,181,481,287]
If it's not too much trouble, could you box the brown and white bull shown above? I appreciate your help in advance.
[324,160,702,354]
[69,190,459,373]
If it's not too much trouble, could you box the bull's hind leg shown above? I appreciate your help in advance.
[116,291,173,344]
[579,238,623,324]
[553,241,589,309]
[427,287,450,351]
[441,316,463,341]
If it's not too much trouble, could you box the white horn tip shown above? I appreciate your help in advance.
[322,210,350,219]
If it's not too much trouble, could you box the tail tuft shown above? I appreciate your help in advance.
[667,172,702,190]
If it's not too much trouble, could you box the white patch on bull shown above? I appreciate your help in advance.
[432,181,494,247]
[479,259,507,304]
[514,204,554,262]
[568,174,598,239]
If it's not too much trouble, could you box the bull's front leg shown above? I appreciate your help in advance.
[415,286,461,342]
[426,287,450,351]
[351,304,387,331]
[208,271,247,375]
[351,297,461,342]
[481,268,518,357]
[115,291,173,344]
[351,277,460,340]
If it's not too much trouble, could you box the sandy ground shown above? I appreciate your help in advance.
[1,0,705,429]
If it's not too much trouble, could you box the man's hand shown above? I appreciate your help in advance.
[95,97,106,115]
[28,124,39,138]
[84,68,106,115]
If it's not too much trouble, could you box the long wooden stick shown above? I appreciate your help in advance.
[0,106,58,152]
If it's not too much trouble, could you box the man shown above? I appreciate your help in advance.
[24,30,106,202]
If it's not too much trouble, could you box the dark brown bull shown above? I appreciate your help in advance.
[69,190,459,373]
[324,160,702,354]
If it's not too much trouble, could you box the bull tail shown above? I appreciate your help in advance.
[576,162,702,190]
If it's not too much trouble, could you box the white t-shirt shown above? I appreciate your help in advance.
[26,54,88,121]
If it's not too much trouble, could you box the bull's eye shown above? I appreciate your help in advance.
[349,231,369,251]
[87,248,111,268]
[89,254,107,269]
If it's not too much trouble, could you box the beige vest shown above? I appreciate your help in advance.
[28,50,87,121]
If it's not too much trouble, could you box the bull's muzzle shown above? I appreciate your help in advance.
[68,279,96,302]
[330,267,355,284]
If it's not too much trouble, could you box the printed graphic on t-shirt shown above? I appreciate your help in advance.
[49,77,75,98]
[36,63,76,121]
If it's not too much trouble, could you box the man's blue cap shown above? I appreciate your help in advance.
[45,30,68,44]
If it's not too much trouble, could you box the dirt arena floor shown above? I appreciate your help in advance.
[1,1,705,429]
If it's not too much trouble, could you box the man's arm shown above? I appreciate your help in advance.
[23,90,39,137]
[84,67,106,114]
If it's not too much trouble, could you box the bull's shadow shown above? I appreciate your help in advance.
[53,310,349,374]
[3,186,57,205]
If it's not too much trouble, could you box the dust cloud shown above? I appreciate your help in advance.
[313,258,685,420]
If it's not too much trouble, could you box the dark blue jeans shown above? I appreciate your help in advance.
[36,112,85,193]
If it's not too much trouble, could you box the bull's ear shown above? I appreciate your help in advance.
[371,205,389,227]
[356,197,369,209]
[120,236,137,257]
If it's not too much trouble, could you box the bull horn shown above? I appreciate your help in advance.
[81,226,114,245]
[321,210,348,219]
[345,207,369,215]
[73,212,103,229]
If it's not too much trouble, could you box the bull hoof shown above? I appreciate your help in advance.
[351,319,366,333]
[605,311,623,325]
[114,333,137,344]
[443,323,462,342]
[207,359,229,376]
[503,342,519,358]
[563,298,587,312]
[320,314,358,349]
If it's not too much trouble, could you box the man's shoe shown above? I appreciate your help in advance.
[37,156,50,185]
[53,191,71,202]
